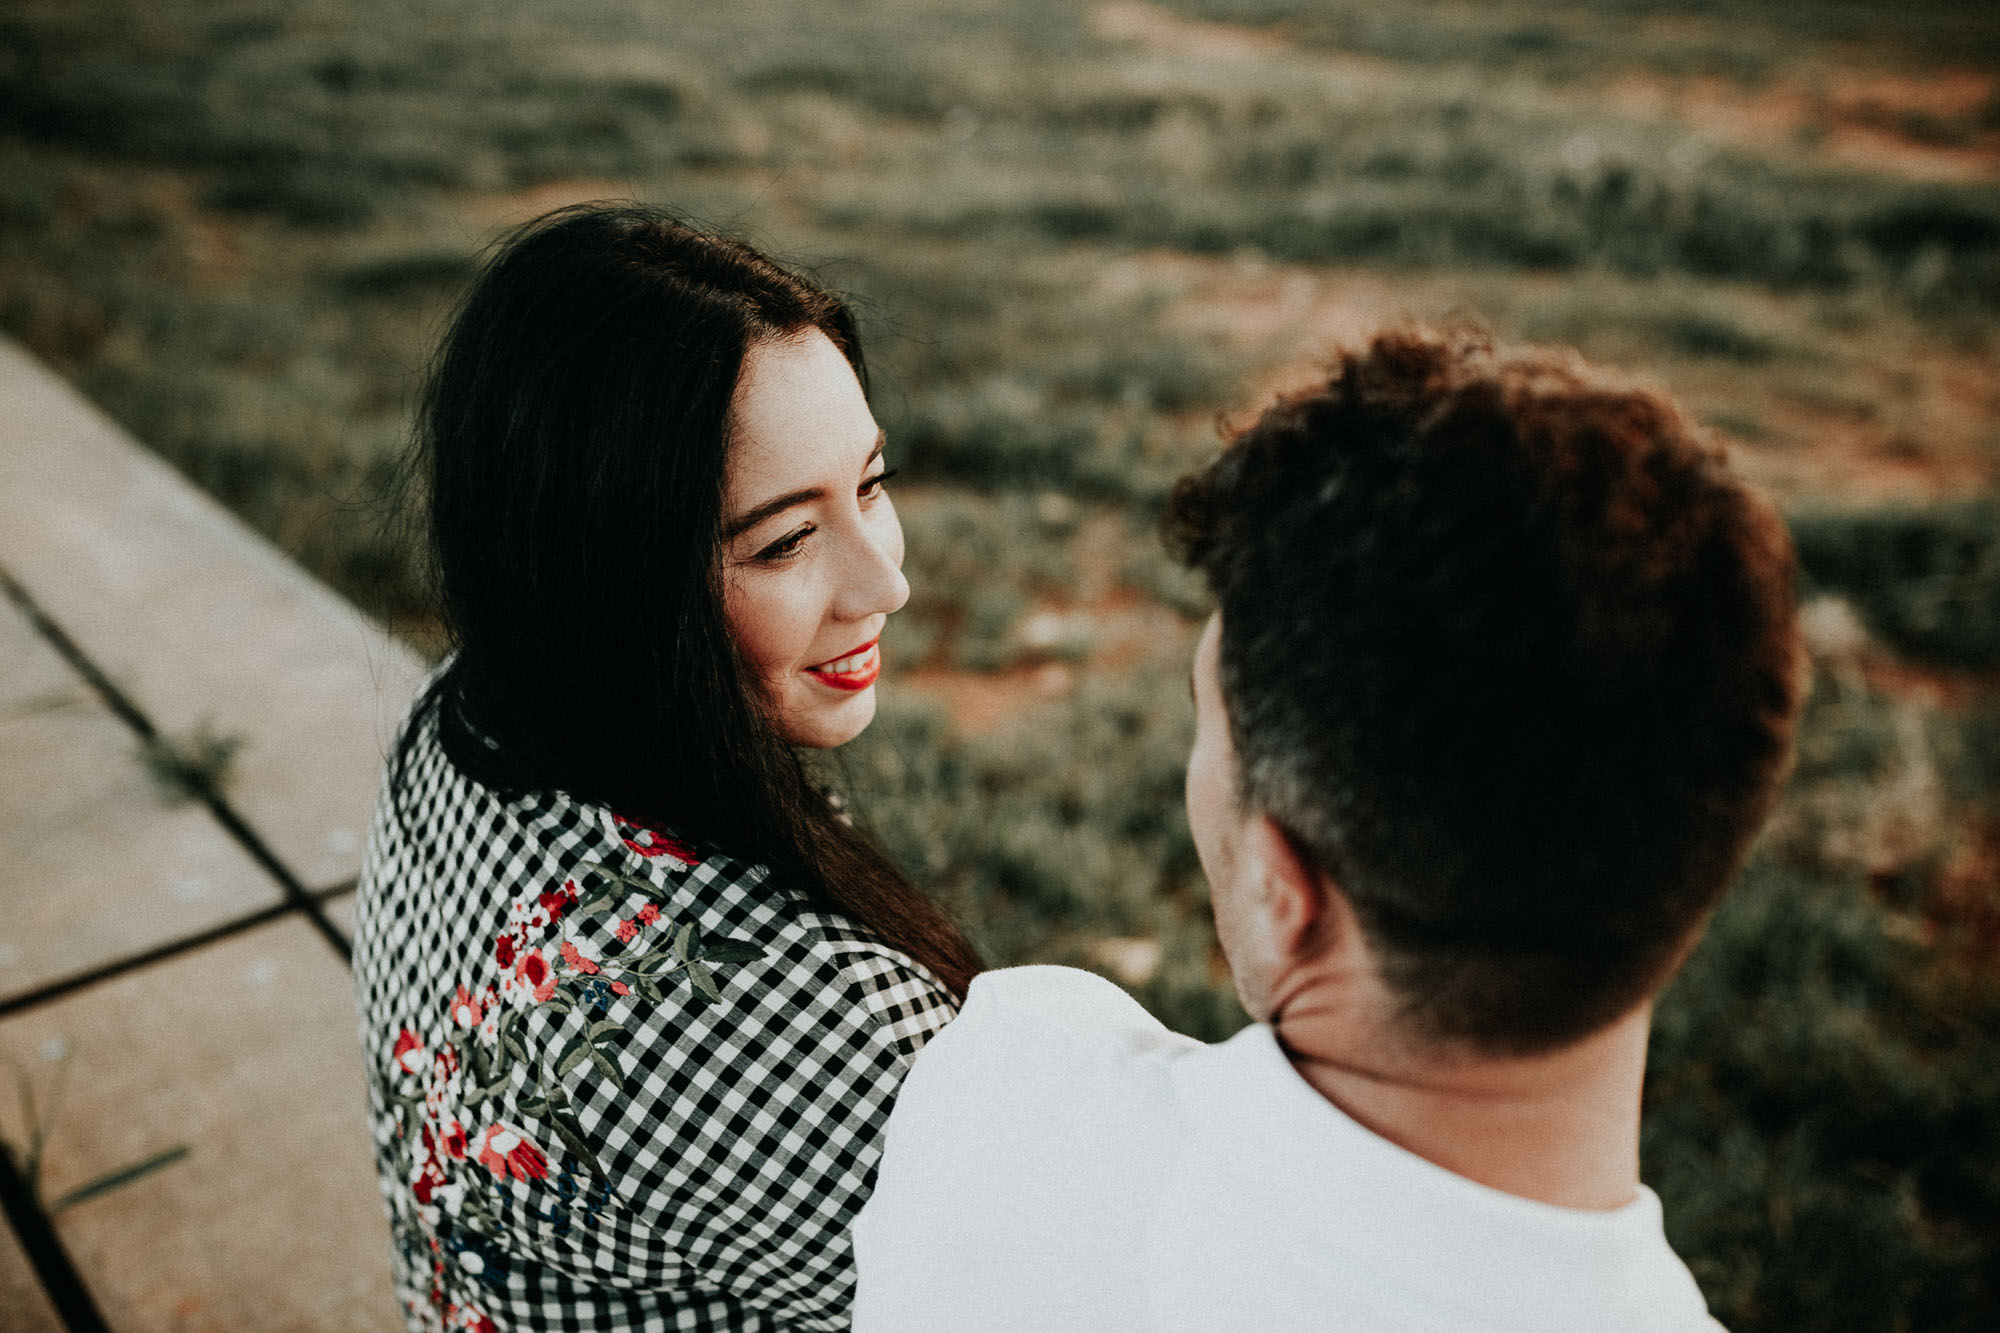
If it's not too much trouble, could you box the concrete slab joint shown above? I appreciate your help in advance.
[0,333,423,1329]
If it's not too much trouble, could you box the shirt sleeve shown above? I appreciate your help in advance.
[541,915,957,1331]
[852,966,1198,1332]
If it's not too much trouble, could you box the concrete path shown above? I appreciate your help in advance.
[0,334,428,1330]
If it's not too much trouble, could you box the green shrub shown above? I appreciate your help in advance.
[1647,858,2000,1330]
[1790,503,2000,669]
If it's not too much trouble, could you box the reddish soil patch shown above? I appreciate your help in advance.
[1105,251,1506,413]
[1859,659,2000,714]
[1095,1,1999,185]
[898,662,1081,735]
[1602,67,2000,184]
[1113,248,1997,508]
[898,589,1197,736]
[1928,819,2000,974]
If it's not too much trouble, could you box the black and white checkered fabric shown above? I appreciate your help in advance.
[352,695,957,1333]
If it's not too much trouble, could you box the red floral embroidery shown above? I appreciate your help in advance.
[382,819,756,1331]
[438,1120,468,1161]
[513,948,556,1003]
[393,1029,427,1075]
[475,1124,549,1182]
[444,1303,497,1333]
[539,881,579,924]
[613,814,701,865]
[450,986,484,1030]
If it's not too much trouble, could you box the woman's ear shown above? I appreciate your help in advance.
[1246,816,1331,964]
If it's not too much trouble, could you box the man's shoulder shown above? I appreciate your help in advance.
[951,963,1185,1040]
[908,965,1202,1110]
[853,967,1203,1330]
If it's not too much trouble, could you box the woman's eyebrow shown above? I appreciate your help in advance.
[723,432,887,541]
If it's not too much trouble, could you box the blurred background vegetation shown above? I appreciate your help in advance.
[2,0,1996,1326]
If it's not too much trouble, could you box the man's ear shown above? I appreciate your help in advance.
[1246,816,1329,963]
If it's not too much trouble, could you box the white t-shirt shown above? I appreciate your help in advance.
[853,966,1725,1332]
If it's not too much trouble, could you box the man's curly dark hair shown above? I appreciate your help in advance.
[1166,327,1803,1055]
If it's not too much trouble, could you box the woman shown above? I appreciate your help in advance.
[353,203,983,1333]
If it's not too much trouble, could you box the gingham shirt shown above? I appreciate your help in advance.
[352,698,958,1332]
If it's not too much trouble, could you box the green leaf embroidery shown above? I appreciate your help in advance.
[587,1043,621,1084]
[500,1023,531,1067]
[631,951,681,979]
[578,859,654,896]
[698,939,763,966]
[465,1039,491,1087]
[555,1040,591,1080]
[686,962,722,1005]
[672,921,695,964]
[542,1104,603,1179]
[573,864,635,913]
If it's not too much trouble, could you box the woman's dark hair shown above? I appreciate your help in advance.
[1166,328,1801,1055]
[405,201,981,997]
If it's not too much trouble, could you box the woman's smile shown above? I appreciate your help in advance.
[806,638,882,691]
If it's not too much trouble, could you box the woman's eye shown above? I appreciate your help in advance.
[757,525,814,563]
[860,466,898,499]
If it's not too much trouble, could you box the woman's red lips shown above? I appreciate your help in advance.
[805,638,881,692]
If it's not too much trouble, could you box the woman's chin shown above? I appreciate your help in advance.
[780,684,879,749]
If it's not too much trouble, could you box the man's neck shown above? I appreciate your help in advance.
[1273,1000,1653,1212]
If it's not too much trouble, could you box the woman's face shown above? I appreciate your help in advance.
[720,330,909,749]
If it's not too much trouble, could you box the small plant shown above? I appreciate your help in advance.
[137,722,244,804]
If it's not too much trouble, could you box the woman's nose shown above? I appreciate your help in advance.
[838,509,909,620]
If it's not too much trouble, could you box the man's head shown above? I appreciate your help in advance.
[1169,329,1803,1057]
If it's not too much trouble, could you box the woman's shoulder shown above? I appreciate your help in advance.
[797,909,959,1061]
[358,698,958,1143]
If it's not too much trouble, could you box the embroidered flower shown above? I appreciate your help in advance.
[444,1302,497,1333]
[412,1152,462,1224]
[559,939,601,976]
[438,1120,469,1161]
[475,1124,549,1183]
[511,897,551,933]
[493,933,516,968]
[450,986,484,1030]
[539,881,579,925]
[613,814,701,864]
[514,948,556,1003]
[393,1030,427,1076]
[636,903,662,925]
[615,918,639,943]
[425,1049,463,1120]
[611,981,631,996]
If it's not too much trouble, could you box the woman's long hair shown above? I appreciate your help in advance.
[403,202,981,998]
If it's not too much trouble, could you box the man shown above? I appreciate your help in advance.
[851,329,1802,1331]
